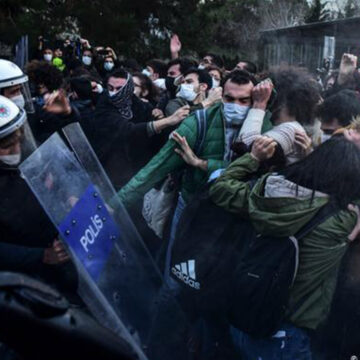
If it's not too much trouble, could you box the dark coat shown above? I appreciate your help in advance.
[0,166,57,273]
[87,94,150,190]
[71,99,96,129]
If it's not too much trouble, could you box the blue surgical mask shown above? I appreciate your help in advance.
[212,78,220,88]
[108,89,120,97]
[142,69,152,77]
[223,102,250,125]
[82,55,92,66]
[176,84,197,102]
[104,62,114,71]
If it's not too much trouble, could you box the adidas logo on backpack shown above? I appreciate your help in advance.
[171,259,201,290]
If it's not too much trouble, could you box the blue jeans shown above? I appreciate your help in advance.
[231,324,312,360]
[164,193,186,288]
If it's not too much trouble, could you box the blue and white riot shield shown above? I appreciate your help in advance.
[19,124,190,360]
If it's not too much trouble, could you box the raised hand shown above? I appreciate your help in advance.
[43,89,72,116]
[252,79,274,110]
[338,53,358,85]
[170,34,182,59]
[206,87,223,106]
[172,131,207,170]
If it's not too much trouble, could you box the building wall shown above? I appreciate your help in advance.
[259,19,360,72]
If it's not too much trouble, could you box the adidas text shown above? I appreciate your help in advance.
[171,260,200,290]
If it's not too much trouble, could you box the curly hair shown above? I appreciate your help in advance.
[264,66,321,126]
[26,61,64,92]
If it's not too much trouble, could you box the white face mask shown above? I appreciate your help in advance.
[223,102,250,125]
[153,78,166,90]
[142,69,152,77]
[82,55,92,66]
[108,89,120,97]
[212,78,220,88]
[44,54,53,62]
[96,84,103,94]
[11,94,25,109]
[104,62,114,71]
[198,64,206,70]
[0,153,21,166]
[321,133,332,143]
[176,84,198,102]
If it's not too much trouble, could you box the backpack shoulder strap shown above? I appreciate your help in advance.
[295,201,338,240]
[193,108,208,156]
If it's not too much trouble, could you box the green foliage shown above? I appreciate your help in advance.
[0,0,357,65]
[344,0,360,18]
[305,0,332,23]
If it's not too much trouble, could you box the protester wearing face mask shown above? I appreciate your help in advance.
[119,70,259,207]
[317,89,360,144]
[86,69,189,190]
[79,48,101,81]
[155,58,198,112]
[208,65,223,88]
[82,50,92,67]
[102,56,115,79]
[142,59,167,90]
[165,68,221,117]
[43,48,53,63]
[118,71,271,283]
[0,59,35,115]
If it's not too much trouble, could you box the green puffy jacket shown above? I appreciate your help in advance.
[210,153,357,330]
[118,102,272,208]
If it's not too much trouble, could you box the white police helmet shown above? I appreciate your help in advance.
[0,95,36,167]
[0,95,26,139]
[0,59,34,114]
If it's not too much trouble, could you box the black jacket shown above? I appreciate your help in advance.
[86,94,151,190]
[0,166,57,272]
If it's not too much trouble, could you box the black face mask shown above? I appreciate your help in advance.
[165,76,178,98]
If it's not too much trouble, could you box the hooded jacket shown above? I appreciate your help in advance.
[210,153,356,330]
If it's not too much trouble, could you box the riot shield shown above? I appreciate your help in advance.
[19,126,190,360]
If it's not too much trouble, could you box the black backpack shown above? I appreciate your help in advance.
[170,190,336,338]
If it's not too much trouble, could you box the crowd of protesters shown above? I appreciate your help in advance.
[2,32,360,359]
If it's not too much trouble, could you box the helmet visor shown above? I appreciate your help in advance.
[0,115,37,167]
[21,82,35,114]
